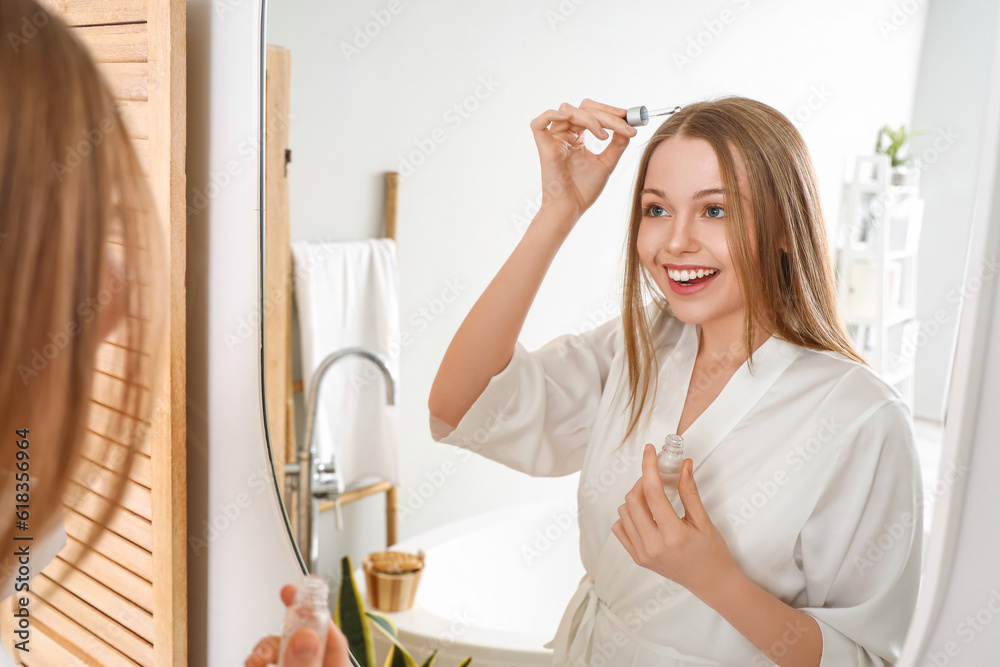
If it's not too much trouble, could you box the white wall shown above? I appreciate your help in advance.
[265,0,929,553]
[186,1,304,664]
[908,0,1000,420]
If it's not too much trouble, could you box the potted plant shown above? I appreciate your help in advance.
[334,556,473,667]
[875,124,924,188]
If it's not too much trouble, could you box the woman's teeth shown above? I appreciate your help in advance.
[668,268,718,283]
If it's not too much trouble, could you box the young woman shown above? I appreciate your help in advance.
[0,2,348,665]
[428,98,923,666]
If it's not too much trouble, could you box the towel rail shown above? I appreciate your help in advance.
[281,171,402,572]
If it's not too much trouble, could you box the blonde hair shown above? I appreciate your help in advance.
[619,96,868,445]
[0,0,167,572]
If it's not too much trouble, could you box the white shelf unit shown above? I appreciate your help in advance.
[834,154,923,408]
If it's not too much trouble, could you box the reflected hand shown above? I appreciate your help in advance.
[611,444,739,600]
[246,584,352,667]
[529,98,637,225]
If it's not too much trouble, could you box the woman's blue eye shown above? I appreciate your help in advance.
[705,205,725,219]
[645,204,668,217]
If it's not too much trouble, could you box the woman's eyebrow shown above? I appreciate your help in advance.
[640,187,726,200]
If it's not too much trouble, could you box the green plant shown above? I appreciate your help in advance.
[333,555,473,667]
[875,124,924,167]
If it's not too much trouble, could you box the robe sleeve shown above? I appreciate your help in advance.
[795,397,924,666]
[428,316,620,477]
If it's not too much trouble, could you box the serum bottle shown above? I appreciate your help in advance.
[278,574,330,663]
[656,434,685,500]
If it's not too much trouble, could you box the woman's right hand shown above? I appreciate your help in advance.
[529,99,637,226]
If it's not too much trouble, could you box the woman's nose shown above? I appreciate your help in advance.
[665,216,697,254]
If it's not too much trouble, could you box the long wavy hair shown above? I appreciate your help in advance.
[618,96,868,445]
[0,0,167,576]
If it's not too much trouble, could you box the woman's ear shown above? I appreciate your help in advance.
[96,246,126,341]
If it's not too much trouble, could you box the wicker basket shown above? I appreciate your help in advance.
[363,550,425,612]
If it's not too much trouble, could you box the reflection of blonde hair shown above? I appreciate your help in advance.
[618,97,868,445]
[0,0,167,568]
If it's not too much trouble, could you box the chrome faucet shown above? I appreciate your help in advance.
[291,346,396,573]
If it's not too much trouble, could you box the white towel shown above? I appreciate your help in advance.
[291,239,400,490]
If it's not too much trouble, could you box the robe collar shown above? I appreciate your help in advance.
[656,321,802,506]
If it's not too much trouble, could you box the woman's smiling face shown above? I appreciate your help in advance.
[637,135,752,332]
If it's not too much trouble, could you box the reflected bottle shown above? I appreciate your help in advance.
[278,574,330,663]
[657,434,685,500]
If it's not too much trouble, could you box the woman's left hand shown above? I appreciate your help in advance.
[611,444,739,600]
[245,584,352,667]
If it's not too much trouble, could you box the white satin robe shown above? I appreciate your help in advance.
[430,311,923,666]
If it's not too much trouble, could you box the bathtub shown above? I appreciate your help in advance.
[354,496,585,666]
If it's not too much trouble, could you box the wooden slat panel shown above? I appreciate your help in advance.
[55,547,154,613]
[99,62,148,102]
[117,100,149,141]
[63,510,153,582]
[85,399,152,457]
[18,623,92,666]
[39,559,154,640]
[37,0,146,26]
[81,430,152,488]
[32,596,145,666]
[22,2,188,665]
[34,575,152,663]
[91,367,152,416]
[75,23,148,63]
[133,137,150,175]
[70,458,153,521]
[63,481,153,552]
[93,341,155,388]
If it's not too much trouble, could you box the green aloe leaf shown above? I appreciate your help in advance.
[385,646,413,667]
[333,556,375,667]
[366,611,419,667]
[367,610,398,638]
[419,649,438,667]
[455,658,473,667]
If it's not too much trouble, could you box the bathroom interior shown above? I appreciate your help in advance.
[254,0,998,662]
[4,0,1000,665]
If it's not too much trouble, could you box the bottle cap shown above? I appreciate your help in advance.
[626,105,649,127]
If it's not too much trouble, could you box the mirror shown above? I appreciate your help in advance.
[259,1,992,662]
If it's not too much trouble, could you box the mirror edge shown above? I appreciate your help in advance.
[257,0,308,577]
[898,8,1000,663]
